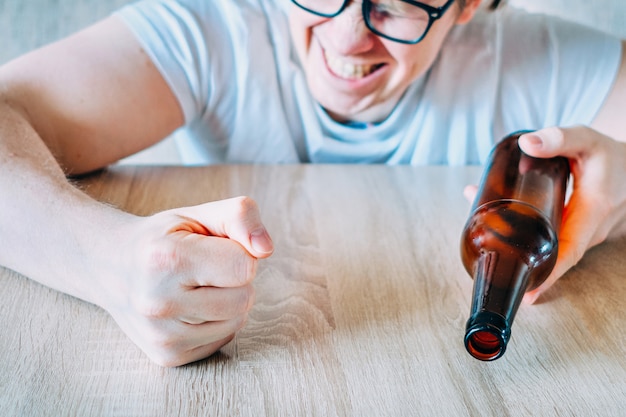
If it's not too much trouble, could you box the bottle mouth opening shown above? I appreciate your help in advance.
[464,312,510,361]
[465,329,505,361]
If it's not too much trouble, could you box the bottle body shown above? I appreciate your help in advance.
[461,131,569,361]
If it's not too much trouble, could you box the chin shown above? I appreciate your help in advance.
[307,71,400,123]
[315,97,364,122]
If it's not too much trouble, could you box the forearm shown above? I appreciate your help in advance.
[0,101,134,306]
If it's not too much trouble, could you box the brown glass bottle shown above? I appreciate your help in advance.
[461,131,570,361]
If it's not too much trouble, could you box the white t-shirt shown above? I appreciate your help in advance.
[116,0,622,165]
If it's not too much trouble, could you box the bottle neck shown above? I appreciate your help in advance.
[464,250,531,361]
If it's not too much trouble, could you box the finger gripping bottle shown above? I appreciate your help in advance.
[461,131,569,361]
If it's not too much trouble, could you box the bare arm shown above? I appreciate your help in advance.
[0,16,183,174]
[0,16,274,366]
[0,16,179,295]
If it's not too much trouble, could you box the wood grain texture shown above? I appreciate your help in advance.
[1,0,625,414]
[1,165,625,416]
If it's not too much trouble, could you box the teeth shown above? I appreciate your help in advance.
[324,51,379,80]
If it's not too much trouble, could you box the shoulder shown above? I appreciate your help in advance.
[446,5,618,59]
[422,5,622,161]
[114,0,291,120]
[441,5,621,108]
[116,0,288,46]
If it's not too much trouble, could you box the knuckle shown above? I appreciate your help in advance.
[230,196,259,220]
[143,240,184,276]
[209,244,256,287]
[144,330,185,367]
[546,126,565,141]
[236,255,258,286]
[235,284,256,313]
[150,333,176,352]
[236,312,250,330]
[150,350,185,368]
[211,287,255,319]
[205,285,254,319]
[245,284,256,311]
[133,294,177,320]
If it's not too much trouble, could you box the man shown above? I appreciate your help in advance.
[0,0,624,366]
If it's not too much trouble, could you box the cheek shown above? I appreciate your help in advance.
[390,26,454,83]
[288,13,306,60]
[288,9,325,58]
[387,47,433,87]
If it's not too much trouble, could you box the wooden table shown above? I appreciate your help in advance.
[1,164,625,416]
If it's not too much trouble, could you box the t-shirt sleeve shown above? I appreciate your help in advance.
[114,0,212,124]
[496,8,622,131]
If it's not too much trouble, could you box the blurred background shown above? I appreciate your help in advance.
[1,0,625,165]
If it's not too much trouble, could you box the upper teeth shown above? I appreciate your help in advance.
[324,51,379,80]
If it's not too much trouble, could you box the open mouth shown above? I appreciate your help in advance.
[324,50,385,80]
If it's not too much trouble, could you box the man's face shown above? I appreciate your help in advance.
[289,1,471,123]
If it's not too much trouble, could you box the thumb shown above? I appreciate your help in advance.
[518,126,598,159]
[174,196,274,258]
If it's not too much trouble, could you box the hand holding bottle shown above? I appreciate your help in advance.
[464,126,626,305]
[518,126,626,303]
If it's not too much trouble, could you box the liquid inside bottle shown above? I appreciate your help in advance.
[461,131,569,361]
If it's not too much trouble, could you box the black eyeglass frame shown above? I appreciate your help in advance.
[291,0,457,44]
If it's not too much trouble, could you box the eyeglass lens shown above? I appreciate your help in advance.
[293,0,434,43]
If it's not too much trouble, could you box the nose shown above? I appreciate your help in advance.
[323,2,375,55]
